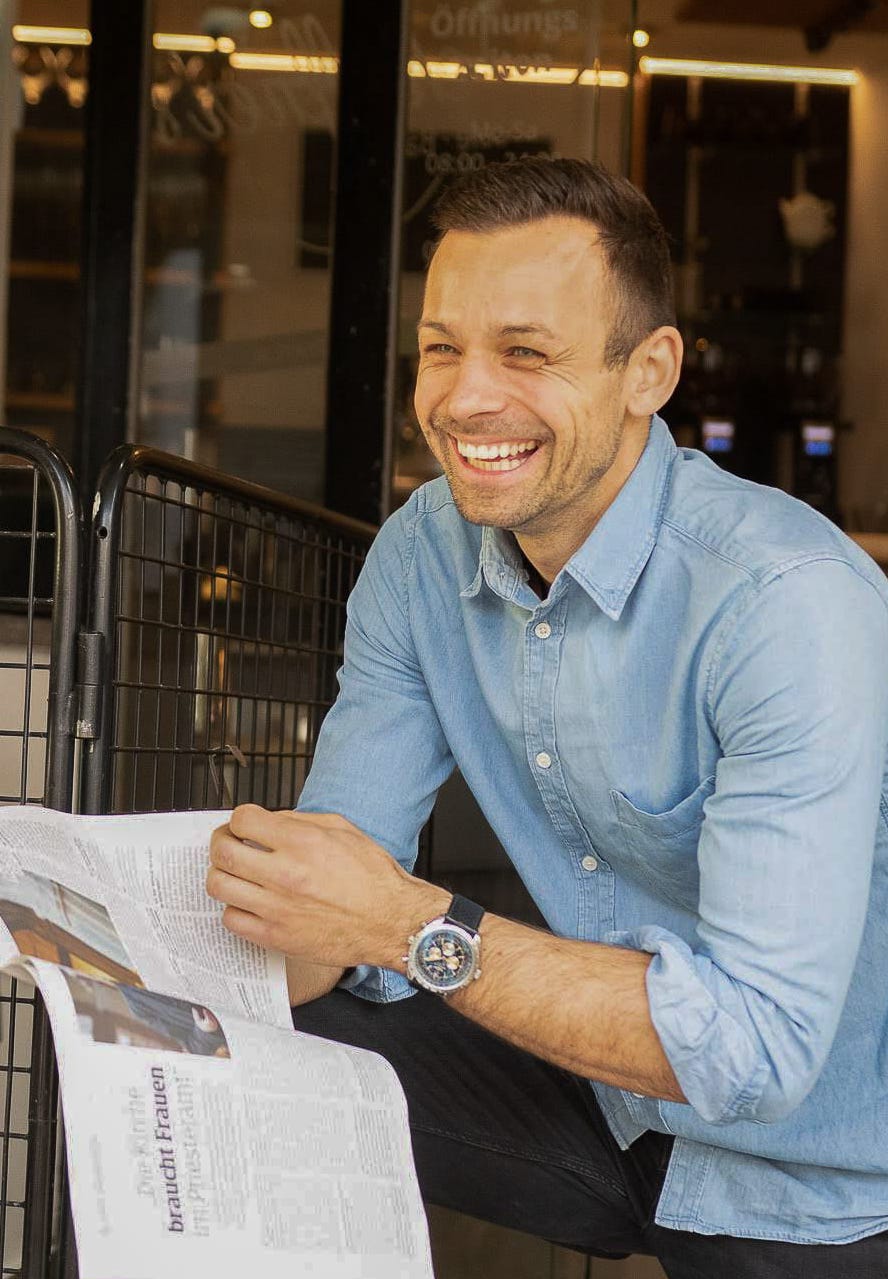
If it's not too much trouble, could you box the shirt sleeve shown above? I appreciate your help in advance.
[297,493,455,1003]
[611,557,888,1125]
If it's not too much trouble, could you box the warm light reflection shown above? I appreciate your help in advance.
[502,65,579,84]
[418,60,627,87]
[8,26,631,91]
[229,51,339,73]
[153,33,218,52]
[577,68,630,87]
[632,29,650,48]
[12,24,91,45]
[248,10,274,29]
[639,56,859,86]
[425,61,463,79]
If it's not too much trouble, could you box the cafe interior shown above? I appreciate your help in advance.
[3,0,888,1275]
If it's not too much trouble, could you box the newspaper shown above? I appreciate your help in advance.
[0,806,434,1279]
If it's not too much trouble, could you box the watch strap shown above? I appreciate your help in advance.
[445,893,484,935]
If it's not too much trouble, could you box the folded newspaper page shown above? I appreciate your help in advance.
[0,805,434,1279]
[0,805,292,1026]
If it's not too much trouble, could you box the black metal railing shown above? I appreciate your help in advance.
[0,427,82,1279]
[79,444,376,816]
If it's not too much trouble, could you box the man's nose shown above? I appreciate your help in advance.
[446,355,509,421]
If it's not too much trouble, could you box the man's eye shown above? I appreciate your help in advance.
[507,346,545,360]
[423,343,458,355]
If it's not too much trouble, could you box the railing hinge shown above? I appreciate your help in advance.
[74,631,104,740]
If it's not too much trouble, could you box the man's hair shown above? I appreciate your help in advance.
[431,157,675,368]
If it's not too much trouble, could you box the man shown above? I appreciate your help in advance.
[206,159,888,1276]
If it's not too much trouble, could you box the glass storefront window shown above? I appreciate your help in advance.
[394,0,637,503]
[2,1,90,458]
[139,0,342,501]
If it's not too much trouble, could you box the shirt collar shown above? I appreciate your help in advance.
[460,523,528,603]
[460,414,676,618]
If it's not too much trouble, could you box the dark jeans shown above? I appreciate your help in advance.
[295,989,888,1279]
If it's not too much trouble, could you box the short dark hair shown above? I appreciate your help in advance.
[431,157,675,368]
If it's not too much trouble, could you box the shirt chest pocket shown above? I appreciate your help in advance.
[608,775,716,911]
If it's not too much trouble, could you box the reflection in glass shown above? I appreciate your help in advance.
[139,2,343,501]
[2,1,90,458]
[394,0,637,504]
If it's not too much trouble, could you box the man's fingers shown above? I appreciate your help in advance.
[206,865,276,917]
[208,829,275,886]
[229,804,353,844]
[219,904,276,948]
[229,803,293,845]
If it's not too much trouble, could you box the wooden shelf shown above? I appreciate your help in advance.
[145,265,199,286]
[5,391,221,418]
[8,260,235,288]
[9,260,79,282]
[15,128,226,158]
[17,127,83,150]
[5,391,74,412]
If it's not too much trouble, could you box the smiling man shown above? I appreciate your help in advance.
[207,159,888,1276]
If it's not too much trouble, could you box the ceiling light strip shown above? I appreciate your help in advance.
[12,25,91,45]
[578,68,630,87]
[153,33,218,53]
[416,60,627,86]
[639,56,858,86]
[228,51,338,72]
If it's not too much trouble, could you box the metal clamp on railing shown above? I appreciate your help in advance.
[74,631,104,741]
[208,743,248,809]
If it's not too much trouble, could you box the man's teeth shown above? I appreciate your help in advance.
[455,440,538,470]
[457,440,537,460]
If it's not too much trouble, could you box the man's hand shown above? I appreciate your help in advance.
[206,805,447,973]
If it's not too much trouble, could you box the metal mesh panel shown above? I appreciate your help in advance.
[0,466,53,809]
[0,429,80,1279]
[83,449,375,816]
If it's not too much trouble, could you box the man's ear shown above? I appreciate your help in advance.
[624,326,683,417]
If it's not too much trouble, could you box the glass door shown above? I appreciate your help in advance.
[2,2,90,459]
[394,0,638,502]
[138,0,343,501]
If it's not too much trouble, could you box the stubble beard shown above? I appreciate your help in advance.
[426,410,624,540]
[425,410,551,532]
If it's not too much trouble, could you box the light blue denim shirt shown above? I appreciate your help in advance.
[298,414,888,1244]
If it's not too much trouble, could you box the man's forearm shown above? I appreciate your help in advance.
[210,807,686,1100]
[399,908,686,1102]
[286,957,345,1006]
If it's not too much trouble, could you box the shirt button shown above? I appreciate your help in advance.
[581,855,598,872]
[534,621,552,639]
[535,751,552,769]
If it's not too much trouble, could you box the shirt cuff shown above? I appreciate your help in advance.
[337,963,417,1004]
[605,925,770,1125]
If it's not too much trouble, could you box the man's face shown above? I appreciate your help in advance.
[414,215,638,543]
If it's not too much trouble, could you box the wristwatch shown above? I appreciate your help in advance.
[404,894,484,995]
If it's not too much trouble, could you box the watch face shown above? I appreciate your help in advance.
[414,925,477,991]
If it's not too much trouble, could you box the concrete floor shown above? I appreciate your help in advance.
[428,1207,667,1279]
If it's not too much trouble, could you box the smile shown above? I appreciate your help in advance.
[453,438,539,472]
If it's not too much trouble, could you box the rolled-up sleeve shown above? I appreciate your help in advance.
[297,495,455,1002]
[613,558,888,1125]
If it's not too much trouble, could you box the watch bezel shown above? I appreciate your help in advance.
[405,917,481,994]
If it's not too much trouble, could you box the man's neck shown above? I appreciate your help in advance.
[515,416,650,585]
[519,550,550,599]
